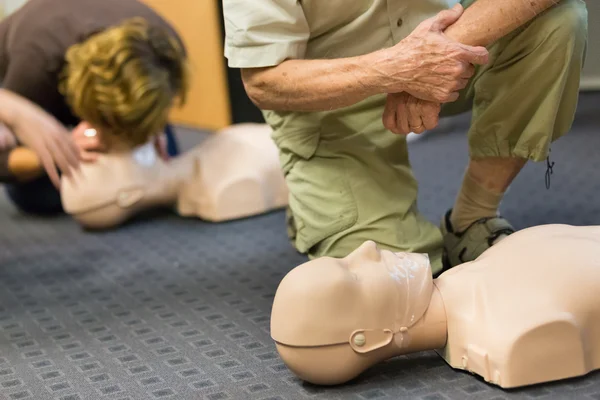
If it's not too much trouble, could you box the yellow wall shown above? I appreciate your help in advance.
[141,0,231,130]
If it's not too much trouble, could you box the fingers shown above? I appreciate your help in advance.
[78,137,104,152]
[383,95,400,134]
[385,94,441,136]
[421,102,441,131]
[432,62,472,102]
[48,135,74,182]
[73,130,102,149]
[37,147,61,189]
[72,123,103,149]
[431,4,463,32]
[461,63,476,79]
[445,92,460,103]
[428,87,460,104]
[457,44,490,65]
[407,101,425,134]
[75,140,99,162]
[405,90,440,103]
[80,151,99,163]
[73,128,104,162]
[396,101,410,135]
[455,77,470,91]
[56,134,80,175]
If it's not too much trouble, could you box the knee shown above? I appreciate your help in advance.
[308,231,365,260]
[539,0,588,47]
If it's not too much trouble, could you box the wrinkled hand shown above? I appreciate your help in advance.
[5,92,79,188]
[383,92,441,135]
[387,4,489,103]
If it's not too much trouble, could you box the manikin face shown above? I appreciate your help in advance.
[271,240,434,348]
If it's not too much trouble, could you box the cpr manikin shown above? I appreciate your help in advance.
[60,123,288,229]
[271,224,600,388]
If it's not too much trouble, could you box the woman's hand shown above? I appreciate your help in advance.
[0,89,80,188]
[71,121,105,162]
[72,121,170,162]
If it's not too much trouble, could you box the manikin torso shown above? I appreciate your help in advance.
[61,123,288,229]
[435,224,600,387]
[270,224,600,389]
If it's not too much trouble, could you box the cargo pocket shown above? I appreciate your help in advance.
[286,155,358,254]
[264,110,358,254]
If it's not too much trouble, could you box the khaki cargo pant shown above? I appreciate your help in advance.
[264,0,588,275]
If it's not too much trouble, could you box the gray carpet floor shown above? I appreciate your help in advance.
[0,92,599,400]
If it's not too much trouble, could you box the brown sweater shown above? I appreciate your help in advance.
[0,0,184,127]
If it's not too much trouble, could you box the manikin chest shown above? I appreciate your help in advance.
[434,225,600,388]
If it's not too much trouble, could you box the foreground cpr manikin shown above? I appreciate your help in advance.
[271,224,600,388]
[61,123,288,229]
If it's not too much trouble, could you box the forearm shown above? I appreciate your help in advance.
[242,54,388,112]
[444,0,560,46]
[0,89,20,126]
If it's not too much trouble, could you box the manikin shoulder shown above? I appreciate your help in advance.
[436,223,600,388]
[496,311,592,387]
[440,296,597,388]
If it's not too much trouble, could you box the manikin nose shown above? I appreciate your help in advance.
[353,240,381,262]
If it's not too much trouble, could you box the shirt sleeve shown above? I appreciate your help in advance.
[223,0,310,68]
[1,50,58,114]
[0,15,14,81]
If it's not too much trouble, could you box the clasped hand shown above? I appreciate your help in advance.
[383,92,440,135]
[382,4,488,135]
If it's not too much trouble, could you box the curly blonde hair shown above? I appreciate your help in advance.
[59,17,190,146]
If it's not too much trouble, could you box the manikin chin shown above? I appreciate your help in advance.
[270,224,600,389]
[60,122,288,229]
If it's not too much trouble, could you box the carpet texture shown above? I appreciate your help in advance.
[0,92,599,400]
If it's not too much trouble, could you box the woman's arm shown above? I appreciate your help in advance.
[0,87,79,187]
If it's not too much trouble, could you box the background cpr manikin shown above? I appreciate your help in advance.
[61,123,288,229]
[270,224,600,388]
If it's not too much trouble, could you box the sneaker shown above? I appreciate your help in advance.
[440,209,515,271]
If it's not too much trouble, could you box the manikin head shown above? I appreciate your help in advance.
[271,240,434,385]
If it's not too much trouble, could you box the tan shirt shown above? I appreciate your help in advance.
[222,0,456,153]
[222,0,457,260]
[223,0,457,68]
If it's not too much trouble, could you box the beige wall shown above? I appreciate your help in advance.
[141,0,231,130]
